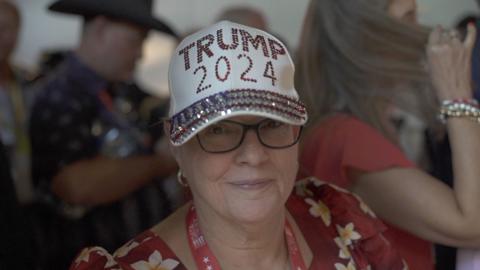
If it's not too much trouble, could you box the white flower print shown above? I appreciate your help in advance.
[74,248,94,265]
[352,193,376,218]
[305,198,331,226]
[309,177,325,187]
[334,237,352,259]
[114,236,153,258]
[327,182,350,194]
[114,240,140,258]
[74,247,115,267]
[295,179,314,197]
[104,256,118,268]
[359,200,376,218]
[334,260,356,270]
[336,223,361,245]
[131,250,179,270]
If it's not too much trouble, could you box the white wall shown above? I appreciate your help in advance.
[12,0,310,69]
[141,0,311,96]
[11,0,310,96]
[417,0,478,26]
[10,0,480,96]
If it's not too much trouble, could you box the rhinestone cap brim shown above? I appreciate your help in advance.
[169,89,308,146]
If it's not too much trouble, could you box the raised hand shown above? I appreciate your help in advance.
[427,23,477,101]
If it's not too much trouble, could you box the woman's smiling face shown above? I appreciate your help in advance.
[171,115,299,224]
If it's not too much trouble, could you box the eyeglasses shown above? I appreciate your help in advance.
[196,119,303,153]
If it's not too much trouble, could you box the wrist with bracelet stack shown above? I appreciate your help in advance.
[438,98,480,123]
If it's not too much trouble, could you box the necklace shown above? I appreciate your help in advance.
[186,205,307,270]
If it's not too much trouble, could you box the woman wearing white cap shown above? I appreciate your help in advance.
[70,21,406,270]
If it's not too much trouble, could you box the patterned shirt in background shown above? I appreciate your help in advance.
[29,53,172,270]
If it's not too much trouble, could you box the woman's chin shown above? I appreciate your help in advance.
[224,196,285,224]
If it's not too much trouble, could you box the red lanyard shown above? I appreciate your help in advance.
[186,206,308,270]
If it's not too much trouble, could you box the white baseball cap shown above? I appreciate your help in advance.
[168,20,307,145]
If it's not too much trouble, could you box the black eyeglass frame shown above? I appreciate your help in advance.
[195,119,303,154]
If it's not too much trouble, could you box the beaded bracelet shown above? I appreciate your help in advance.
[438,99,480,124]
[441,98,479,107]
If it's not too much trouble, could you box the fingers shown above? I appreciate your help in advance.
[428,26,459,47]
[463,23,477,50]
[429,26,442,46]
[449,29,460,39]
[429,25,471,49]
[426,25,473,101]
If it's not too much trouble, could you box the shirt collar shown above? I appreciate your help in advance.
[64,52,109,96]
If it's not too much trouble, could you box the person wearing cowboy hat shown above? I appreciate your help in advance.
[28,0,179,269]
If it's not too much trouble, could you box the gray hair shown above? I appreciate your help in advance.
[295,0,438,140]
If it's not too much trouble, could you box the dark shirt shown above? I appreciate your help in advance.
[474,19,480,101]
[0,139,35,270]
[29,53,171,269]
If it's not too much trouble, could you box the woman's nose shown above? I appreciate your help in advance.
[234,129,268,165]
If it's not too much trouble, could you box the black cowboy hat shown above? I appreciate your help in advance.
[48,0,177,37]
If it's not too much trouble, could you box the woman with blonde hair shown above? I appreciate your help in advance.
[296,0,480,269]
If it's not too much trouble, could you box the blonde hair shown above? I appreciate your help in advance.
[295,0,438,140]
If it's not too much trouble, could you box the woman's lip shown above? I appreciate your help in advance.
[228,179,273,189]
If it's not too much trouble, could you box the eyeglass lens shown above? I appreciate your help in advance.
[196,119,301,153]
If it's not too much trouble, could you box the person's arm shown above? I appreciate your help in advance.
[351,24,480,247]
[30,79,178,207]
[51,153,177,206]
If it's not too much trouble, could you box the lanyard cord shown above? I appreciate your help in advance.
[186,205,308,270]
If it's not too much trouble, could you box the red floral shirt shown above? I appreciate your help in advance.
[70,178,406,270]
